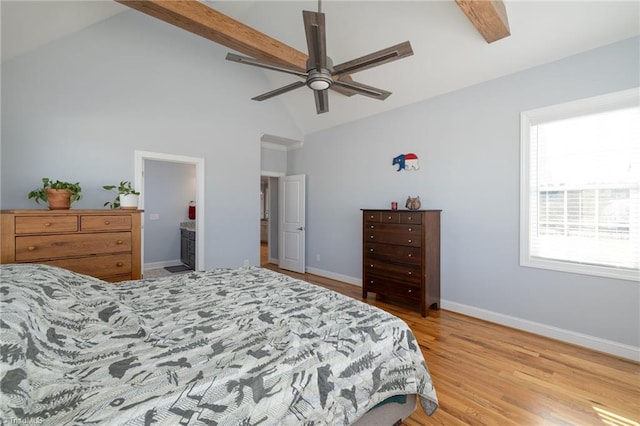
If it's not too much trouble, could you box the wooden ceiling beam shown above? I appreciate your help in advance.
[115,0,308,69]
[454,0,511,43]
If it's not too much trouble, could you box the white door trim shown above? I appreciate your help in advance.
[135,151,205,272]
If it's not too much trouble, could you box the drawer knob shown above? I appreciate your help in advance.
[105,221,111,225]
[408,289,412,293]
[370,264,374,268]
[44,222,52,227]
[388,216,392,220]
[408,271,412,275]
[408,217,412,221]
[370,225,374,229]
[27,246,37,251]
[116,262,124,267]
[370,248,374,252]
[370,235,374,239]
[116,240,124,245]
[408,239,412,243]
[408,253,412,257]
[408,227,412,232]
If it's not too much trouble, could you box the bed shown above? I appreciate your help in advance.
[0,264,438,425]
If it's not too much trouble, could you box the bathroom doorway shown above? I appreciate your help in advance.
[135,151,205,274]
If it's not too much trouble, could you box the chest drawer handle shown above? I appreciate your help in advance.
[116,262,124,267]
[408,227,412,232]
[27,246,37,251]
[370,225,375,229]
[370,248,374,252]
[104,221,111,225]
[370,235,374,239]
[388,216,392,220]
[408,289,412,293]
[44,222,52,227]
[408,239,412,243]
[408,253,412,257]
[116,240,124,245]
[408,271,412,275]
[370,264,374,268]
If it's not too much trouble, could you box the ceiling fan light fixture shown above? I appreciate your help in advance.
[306,69,333,91]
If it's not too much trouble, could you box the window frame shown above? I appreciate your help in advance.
[520,88,639,282]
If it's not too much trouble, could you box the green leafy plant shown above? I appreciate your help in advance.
[103,181,140,209]
[28,178,82,205]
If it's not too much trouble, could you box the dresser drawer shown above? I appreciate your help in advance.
[42,253,132,279]
[399,212,422,224]
[81,215,131,231]
[364,211,381,223]
[15,232,132,261]
[364,224,422,247]
[364,259,421,284]
[15,216,78,234]
[364,242,422,265]
[364,274,421,303]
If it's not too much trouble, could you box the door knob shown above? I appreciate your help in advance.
[297,227,305,231]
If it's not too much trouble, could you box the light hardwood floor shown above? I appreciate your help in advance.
[260,245,639,425]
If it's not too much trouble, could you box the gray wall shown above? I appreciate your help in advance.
[1,10,302,268]
[144,160,195,265]
[288,37,640,351]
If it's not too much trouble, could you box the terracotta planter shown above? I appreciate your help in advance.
[119,194,139,209]
[46,189,72,210]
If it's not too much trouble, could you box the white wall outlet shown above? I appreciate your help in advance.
[149,213,160,220]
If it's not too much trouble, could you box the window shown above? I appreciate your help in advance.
[520,88,639,281]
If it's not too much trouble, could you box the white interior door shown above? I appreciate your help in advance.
[278,174,306,273]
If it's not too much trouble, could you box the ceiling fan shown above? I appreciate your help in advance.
[225,2,413,114]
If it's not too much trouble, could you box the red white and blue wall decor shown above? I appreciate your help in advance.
[392,153,419,171]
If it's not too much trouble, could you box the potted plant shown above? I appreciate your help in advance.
[103,181,140,209]
[28,178,82,210]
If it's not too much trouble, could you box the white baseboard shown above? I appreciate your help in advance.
[144,259,183,271]
[442,300,640,362]
[305,266,361,287]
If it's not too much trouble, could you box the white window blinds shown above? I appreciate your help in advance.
[520,89,640,281]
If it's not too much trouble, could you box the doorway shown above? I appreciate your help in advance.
[260,172,284,267]
[135,151,205,273]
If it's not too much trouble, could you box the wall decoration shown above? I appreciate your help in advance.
[392,153,419,171]
[405,196,422,210]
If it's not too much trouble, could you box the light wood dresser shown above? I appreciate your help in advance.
[362,209,441,317]
[1,209,143,282]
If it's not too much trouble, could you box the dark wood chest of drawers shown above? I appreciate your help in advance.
[362,209,441,316]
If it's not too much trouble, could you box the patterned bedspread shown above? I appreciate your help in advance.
[0,264,438,425]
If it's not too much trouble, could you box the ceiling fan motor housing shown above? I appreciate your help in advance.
[306,57,333,91]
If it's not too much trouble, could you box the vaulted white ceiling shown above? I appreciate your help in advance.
[2,1,638,134]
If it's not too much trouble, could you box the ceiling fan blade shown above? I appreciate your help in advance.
[332,41,413,76]
[252,81,306,101]
[314,89,329,114]
[226,53,307,77]
[303,10,327,70]
[333,79,391,100]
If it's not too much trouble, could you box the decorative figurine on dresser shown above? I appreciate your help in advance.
[362,209,441,317]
